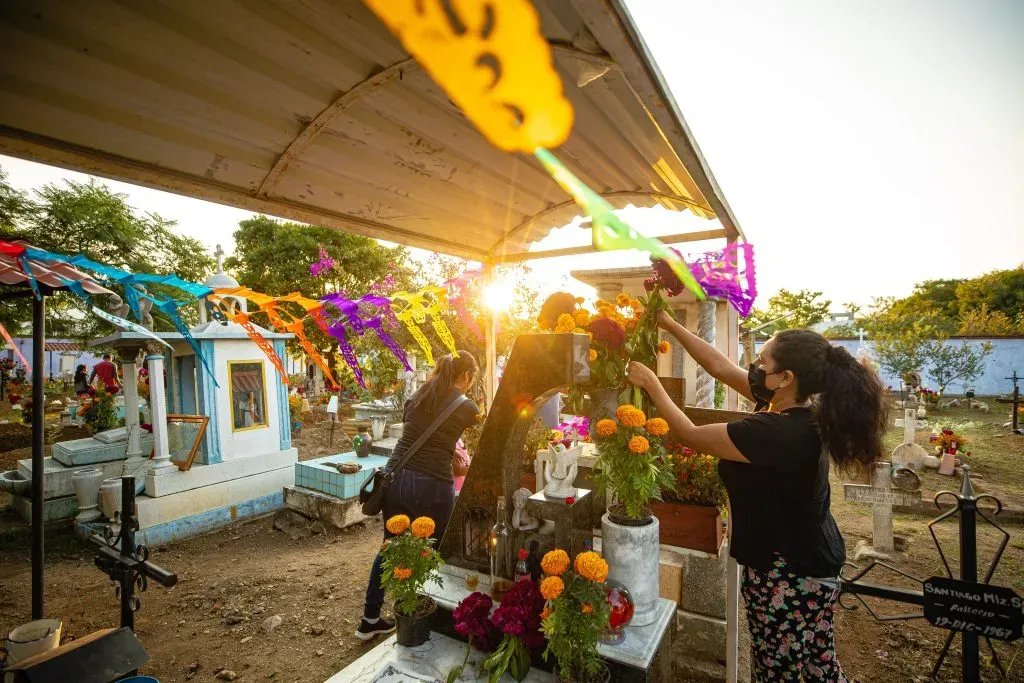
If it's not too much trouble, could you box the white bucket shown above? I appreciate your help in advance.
[5,618,62,664]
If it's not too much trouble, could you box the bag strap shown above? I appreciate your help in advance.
[382,394,469,485]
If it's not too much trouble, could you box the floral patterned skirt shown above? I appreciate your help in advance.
[741,555,847,682]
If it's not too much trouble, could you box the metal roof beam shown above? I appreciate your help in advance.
[0,126,490,261]
[491,227,726,263]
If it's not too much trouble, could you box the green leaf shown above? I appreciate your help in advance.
[446,665,464,683]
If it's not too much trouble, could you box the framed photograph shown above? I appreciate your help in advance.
[228,360,269,431]
[166,414,209,471]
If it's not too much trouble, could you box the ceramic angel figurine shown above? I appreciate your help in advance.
[106,292,130,318]
[511,487,539,530]
[543,442,581,499]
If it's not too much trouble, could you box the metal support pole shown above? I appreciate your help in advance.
[483,265,498,411]
[31,295,45,619]
[120,477,136,633]
[959,480,979,682]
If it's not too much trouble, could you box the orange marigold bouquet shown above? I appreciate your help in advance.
[539,549,611,682]
[592,405,674,520]
[380,514,444,616]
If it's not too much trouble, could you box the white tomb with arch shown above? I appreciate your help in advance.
[87,255,298,544]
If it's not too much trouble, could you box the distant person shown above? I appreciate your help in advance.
[73,364,89,396]
[89,354,121,393]
[357,351,481,641]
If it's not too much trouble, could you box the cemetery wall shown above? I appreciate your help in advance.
[7,338,103,379]
[756,337,1023,395]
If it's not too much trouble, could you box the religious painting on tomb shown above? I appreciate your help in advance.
[166,414,209,472]
[228,361,269,432]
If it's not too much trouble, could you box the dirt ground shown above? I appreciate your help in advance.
[0,403,1022,681]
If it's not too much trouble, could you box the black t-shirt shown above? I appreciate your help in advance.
[721,407,846,577]
[385,388,480,483]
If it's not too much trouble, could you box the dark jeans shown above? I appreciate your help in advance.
[363,468,455,620]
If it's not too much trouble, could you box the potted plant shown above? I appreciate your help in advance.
[540,548,612,683]
[447,579,545,682]
[81,387,118,434]
[651,444,727,553]
[380,514,444,647]
[592,405,673,626]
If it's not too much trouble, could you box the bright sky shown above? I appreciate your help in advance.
[2,0,1022,311]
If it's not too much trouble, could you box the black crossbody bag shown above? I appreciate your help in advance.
[359,394,469,516]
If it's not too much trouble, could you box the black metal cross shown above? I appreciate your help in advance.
[1007,371,1020,434]
[832,468,1021,682]
[87,477,177,632]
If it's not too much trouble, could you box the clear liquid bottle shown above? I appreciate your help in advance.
[488,496,510,597]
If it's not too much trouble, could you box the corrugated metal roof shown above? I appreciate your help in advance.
[0,0,741,261]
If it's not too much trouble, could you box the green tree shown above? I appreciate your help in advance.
[923,339,993,397]
[0,170,213,338]
[748,288,832,333]
[957,304,1020,336]
[954,266,1024,323]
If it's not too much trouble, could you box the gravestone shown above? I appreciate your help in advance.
[844,462,921,552]
[438,333,589,574]
[894,408,927,444]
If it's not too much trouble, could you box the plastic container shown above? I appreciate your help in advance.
[5,618,62,664]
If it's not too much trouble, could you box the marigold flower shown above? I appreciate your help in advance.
[620,407,647,428]
[658,340,670,353]
[615,293,631,307]
[386,514,410,535]
[574,551,610,583]
[573,309,591,326]
[410,516,435,538]
[575,296,585,304]
[628,435,650,454]
[393,566,413,580]
[588,349,598,362]
[645,417,669,437]
[541,549,570,576]
[629,298,642,310]
[582,603,593,614]
[556,313,576,331]
[541,606,553,621]
[420,549,432,557]
[540,575,565,600]
[615,405,633,422]
[595,419,617,437]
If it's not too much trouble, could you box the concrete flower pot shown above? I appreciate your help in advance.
[70,468,103,523]
[601,512,660,626]
[99,478,123,520]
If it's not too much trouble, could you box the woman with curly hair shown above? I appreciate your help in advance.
[356,351,481,641]
[626,313,886,682]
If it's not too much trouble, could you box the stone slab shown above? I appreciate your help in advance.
[659,551,685,605]
[93,427,129,444]
[421,564,676,672]
[11,493,78,523]
[680,548,728,619]
[136,490,283,547]
[675,610,726,663]
[843,483,921,507]
[144,448,298,498]
[17,456,131,500]
[51,434,153,467]
[284,485,370,529]
[135,466,292,531]
[325,632,553,683]
[295,452,389,499]
[369,437,398,457]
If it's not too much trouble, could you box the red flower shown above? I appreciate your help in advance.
[565,496,576,505]
[587,317,626,349]
[518,548,529,560]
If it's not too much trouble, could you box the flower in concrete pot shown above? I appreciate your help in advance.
[541,549,611,683]
[592,406,674,522]
[380,515,444,646]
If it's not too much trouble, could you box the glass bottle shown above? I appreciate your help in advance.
[515,548,530,582]
[488,496,510,597]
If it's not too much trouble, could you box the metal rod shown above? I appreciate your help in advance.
[31,295,45,619]
[120,477,135,632]
[959,471,980,683]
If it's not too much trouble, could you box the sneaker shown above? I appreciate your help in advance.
[354,617,395,641]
